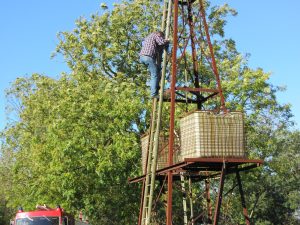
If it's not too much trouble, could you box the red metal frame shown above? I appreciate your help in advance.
[134,0,263,224]
[166,0,237,222]
[167,0,179,222]
[213,164,226,225]
[131,157,262,224]
[129,158,263,184]
[198,0,227,113]
[187,0,201,109]
[236,169,251,225]
[205,178,213,223]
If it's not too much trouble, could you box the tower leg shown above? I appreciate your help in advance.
[180,173,188,225]
[189,176,194,225]
[205,179,212,224]
[167,0,179,223]
[213,164,226,225]
[236,170,251,225]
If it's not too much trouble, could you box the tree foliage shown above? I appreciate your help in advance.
[0,1,299,225]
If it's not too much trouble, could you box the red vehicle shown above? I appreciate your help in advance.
[12,205,75,225]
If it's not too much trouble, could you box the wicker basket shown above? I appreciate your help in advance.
[180,111,245,158]
[141,133,180,174]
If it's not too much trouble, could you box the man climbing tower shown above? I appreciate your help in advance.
[140,31,169,98]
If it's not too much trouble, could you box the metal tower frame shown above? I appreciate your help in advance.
[131,0,263,224]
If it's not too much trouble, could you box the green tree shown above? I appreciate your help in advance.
[2,72,146,224]
[0,134,15,225]
[0,1,298,225]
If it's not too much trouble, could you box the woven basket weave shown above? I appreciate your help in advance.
[141,133,180,173]
[180,111,245,158]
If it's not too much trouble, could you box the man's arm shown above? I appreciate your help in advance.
[155,33,169,46]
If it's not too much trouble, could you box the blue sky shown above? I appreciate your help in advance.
[0,0,299,130]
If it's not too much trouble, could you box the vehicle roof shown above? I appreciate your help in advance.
[15,209,63,219]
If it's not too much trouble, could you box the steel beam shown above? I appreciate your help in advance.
[213,163,226,225]
[236,170,251,225]
[167,0,179,224]
[205,178,212,223]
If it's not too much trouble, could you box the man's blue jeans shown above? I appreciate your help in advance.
[140,55,161,97]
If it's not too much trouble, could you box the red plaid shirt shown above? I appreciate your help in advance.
[140,32,169,59]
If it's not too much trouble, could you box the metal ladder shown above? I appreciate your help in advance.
[139,0,172,224]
